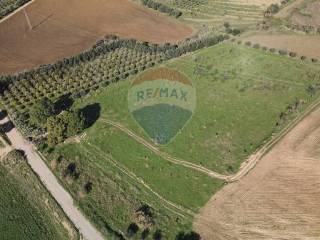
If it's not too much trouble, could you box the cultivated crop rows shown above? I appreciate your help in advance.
[167,0,265,27]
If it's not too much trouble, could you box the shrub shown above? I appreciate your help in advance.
[278,49,287,55]
[245,41,252,46]
[262,46,268,51]
[301,56,307,61]
[253,43,260,49]
[269,48,276,53]
[265,3,280,16]
[3,149,26,168]
[311,58,318,63]
[289,52,297,57]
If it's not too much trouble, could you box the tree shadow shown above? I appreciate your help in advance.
[0,110,7,120]
[80,103,101,129]
[54,93,74,113]
[175,231,201,240]
[1,121,14,133]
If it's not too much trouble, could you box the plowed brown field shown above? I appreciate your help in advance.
[194,106,320,240]
[0,0,193,75]
[242,34,320,59]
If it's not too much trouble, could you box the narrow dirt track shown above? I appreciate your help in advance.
[100,118,229,180]
[0,117,104,240]
[101,99,320,183]
[0,0,193,75]
[193,106,320,240]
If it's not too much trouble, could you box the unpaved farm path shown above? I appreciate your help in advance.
[0,117,104,240]
[193,104,320,239]
[100,99,320,183]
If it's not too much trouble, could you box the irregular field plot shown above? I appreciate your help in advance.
[47,124,223,239]
[77,43,320,174]
[0,0,192,75]
[194,104,320,240]
[0,161,76,240]
[276,0,320,28]
[161,0,281,28]
[242,34,320,59]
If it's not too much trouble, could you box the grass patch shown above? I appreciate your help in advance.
[0,155,77,240]
[44,42,320,238]
[74,43,320,174]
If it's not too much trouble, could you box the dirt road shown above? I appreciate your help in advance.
[194,105,320,239]
[0,117,104,240]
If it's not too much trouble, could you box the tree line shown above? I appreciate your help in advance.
[141,0,182,18]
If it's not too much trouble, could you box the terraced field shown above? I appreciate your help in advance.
[159,0,281,30]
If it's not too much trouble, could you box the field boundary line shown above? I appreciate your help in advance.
[99,118,229,180]
[229,96,320,181]
[83,142,195,218]
[100,97,320,182]
[0,0,35,24]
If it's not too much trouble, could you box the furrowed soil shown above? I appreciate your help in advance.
[194,105,320,240]
[242,34,320,59]
[0,0,193,75]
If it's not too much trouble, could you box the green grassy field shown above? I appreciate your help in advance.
[71,42,320,174]
[43,42,320,238]
[0,156,77,240]
[46,123,223,239]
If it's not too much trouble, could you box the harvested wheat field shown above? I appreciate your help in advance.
[194,106,320,240]
[0,0,193,75]
[242,34,320,59]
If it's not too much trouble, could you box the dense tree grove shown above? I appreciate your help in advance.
[47,109,85,146]
[0,34,228,120]
[141,0,182,18]
[29,97,55,127]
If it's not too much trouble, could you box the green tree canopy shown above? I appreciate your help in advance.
[29,98,55,127]
[46,109,85,147]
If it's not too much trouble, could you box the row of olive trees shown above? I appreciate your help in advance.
[141,0,182,18]
[234,39,319,63]
[0,0,30,19]
[1,34,228,117]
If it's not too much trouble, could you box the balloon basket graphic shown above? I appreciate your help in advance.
[128,68,196,145]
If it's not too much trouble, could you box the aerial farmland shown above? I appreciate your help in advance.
[0,0,319,240]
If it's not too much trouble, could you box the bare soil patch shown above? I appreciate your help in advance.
[194,106,320,239]
[242,34,320,59]
[0,0,193,75]
[290,1,320,28]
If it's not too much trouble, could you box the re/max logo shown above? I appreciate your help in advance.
[136,88,188,102]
